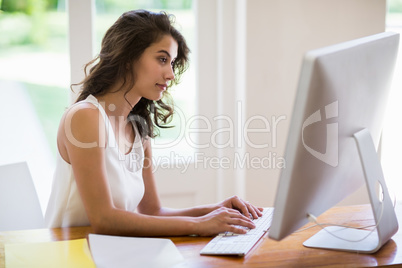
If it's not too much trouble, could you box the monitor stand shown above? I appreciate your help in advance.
[303,128,399,253]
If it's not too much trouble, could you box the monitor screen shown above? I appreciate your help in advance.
[268,32,399,252]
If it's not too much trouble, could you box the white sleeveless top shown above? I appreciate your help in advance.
[45,95,145,228]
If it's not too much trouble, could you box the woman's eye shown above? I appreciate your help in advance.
[160,57,167,63]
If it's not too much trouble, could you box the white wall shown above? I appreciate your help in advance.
[194,0,386,207]
[67,0,95,102]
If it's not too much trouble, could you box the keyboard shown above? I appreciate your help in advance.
[200,207,274,256]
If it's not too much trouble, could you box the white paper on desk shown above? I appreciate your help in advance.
[88,234,185,268]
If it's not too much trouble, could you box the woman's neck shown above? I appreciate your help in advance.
[96,86,141,119]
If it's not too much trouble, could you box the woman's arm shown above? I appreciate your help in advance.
[136,138,216,217]
[137,139,263,220]
[61,105,255,236]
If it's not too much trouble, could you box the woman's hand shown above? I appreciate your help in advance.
[195,207,256,236]
[217,195,263,220]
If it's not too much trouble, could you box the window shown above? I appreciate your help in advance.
[383,0,402,200]
[0,0,69,211]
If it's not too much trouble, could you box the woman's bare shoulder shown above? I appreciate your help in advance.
[61,101,104,125]
[58,102,107,148]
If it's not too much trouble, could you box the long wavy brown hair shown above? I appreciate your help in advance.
[73,10,190,138]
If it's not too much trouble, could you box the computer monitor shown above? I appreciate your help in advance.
[268,32,399,253]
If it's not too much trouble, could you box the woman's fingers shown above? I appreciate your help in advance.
[230,196,263,220]
[227,225,248,234]
[246,202,263,219]
[225,208,255,229]
[230,196,251,217]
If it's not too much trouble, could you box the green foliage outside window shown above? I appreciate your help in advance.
[97,0,191,13]
[389,0,402,13]
[0,0,49,46]
[0,0,192,47]
[0,0,50,14]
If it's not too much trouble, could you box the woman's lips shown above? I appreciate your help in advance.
[156,83,167,91]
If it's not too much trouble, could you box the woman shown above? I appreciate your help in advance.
[45,9,262,236]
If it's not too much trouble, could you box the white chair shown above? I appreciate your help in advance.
[0,162,45,231]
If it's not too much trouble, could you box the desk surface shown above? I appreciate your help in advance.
[1,204,402,267]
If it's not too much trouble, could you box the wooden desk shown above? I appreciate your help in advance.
[1,204,402,267]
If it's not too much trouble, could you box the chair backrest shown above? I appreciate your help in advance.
[0,162,45,231]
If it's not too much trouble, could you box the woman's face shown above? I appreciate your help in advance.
[131,35,178,101]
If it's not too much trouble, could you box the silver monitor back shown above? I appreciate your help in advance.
[268,32,399,252]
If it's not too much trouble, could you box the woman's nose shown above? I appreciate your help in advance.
[165,65,175,81]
